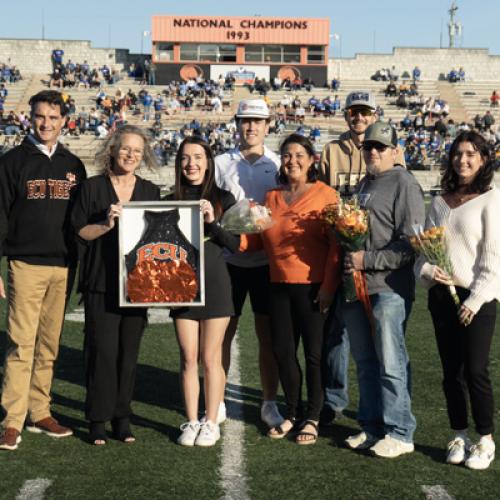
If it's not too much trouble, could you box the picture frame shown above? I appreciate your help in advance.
[118,201,205,307]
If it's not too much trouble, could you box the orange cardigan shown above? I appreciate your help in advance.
[240,181,341,295]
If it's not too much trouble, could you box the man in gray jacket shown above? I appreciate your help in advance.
[319,91,405,426]
[342,121,425,458]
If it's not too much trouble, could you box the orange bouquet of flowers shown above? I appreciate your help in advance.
[322,197,370,303]
[410,224,460,306]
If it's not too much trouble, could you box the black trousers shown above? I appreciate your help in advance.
[83,292,147,422]
[428,285,496,435]
[269,283,325,421]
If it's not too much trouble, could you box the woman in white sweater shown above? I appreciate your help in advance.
[415,131,500,470]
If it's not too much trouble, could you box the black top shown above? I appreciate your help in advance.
[0,138,87,266]
[71,174,160,294]
[166,185,239,252]
[166,184,239,320]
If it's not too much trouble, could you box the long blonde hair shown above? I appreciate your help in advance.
[95,124,158,176]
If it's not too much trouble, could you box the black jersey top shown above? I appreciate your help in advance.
[71,174,160,295]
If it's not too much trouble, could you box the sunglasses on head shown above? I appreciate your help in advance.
[347,107,374,117]
[363,142,389,152]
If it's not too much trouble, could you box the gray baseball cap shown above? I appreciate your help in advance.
[363,121,398,148]
[345,91,376,110]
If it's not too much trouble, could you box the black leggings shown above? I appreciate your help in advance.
[428,285,496,435]
[269,283,325,421]
[84,292,147,422]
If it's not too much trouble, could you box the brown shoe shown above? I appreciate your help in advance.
[26,417,73,438]
[0,428,22,451]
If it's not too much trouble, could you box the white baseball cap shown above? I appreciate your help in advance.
[235,99,270,119]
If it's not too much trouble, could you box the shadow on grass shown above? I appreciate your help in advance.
[414,442,446,463]
[0,329,288,440]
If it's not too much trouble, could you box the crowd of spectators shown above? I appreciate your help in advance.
[397,109,499,169]
[49,60,120,90]
[248,75,321,95]
[0,62,24,123]
[1,61,22,83]
[447,67,466,83]
[371,65,419,82]
[2,55,499,172]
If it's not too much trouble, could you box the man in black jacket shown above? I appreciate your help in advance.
[0,90,86,451]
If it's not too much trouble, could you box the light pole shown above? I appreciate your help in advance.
[330,33,342,80]
[141,31,150,55]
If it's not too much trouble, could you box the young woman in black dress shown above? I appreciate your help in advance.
[72,125,160,445]
[169,136,239,447]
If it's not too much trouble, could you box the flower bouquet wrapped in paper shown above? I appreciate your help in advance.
[322,197,370,302]
[221,199,274,234]
[410,224,460,307]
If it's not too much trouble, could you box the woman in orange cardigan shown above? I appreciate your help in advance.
[241,134,341,444]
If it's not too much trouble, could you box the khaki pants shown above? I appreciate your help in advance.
[1,260,68,431]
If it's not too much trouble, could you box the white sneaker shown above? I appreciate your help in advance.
[177,421,200,447]
[370,435,414,458]
[345,431,379,450]
[217,402,227,424]
[201,402,227,425]
[195,421,220,447]
[465,439,495,470]
[261,401,284,428]
[446,436,471,465]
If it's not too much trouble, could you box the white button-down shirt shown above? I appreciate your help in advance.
[215,146,280,267]
[215,146,280,204]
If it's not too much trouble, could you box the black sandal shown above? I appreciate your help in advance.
[112,417,136,443]
[89,421,107,446]
[296,420,319,446]
[268,418,296,440]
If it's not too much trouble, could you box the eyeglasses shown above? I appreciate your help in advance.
[118,147,143,157]
[363,142,389,152]
[347,107,374,118]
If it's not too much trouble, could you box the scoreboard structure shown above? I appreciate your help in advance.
[151,15,329,85]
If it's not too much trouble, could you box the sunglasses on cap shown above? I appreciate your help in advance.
[362,142,389,152]
[347,107,374,118]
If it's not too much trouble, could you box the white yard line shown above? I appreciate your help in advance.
[16,479,52,500]
[220,333,250,500]
[422,485,455,500]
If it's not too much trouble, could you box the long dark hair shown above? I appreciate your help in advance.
[174,136,223,219]
[441,131,494,194]
[278,133,318,185]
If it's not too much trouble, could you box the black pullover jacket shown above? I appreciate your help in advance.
[0,137,86,267]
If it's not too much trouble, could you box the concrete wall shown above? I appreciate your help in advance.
[0,38,130,74]
[329,47,500,81]
[3,39,500,82]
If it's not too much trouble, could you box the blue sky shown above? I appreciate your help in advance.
[1,1,497,57]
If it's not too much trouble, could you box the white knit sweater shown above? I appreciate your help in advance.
[414,187,500,313]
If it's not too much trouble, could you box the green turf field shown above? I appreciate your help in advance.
[1,281,499,499]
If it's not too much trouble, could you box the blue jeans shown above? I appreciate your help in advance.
[322,296,349,411]
[342,292,416,443]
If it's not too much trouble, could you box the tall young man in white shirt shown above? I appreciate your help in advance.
[215,99,283,428]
